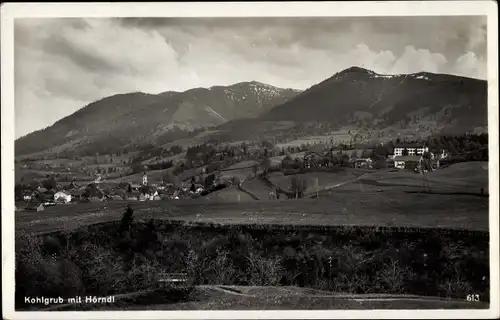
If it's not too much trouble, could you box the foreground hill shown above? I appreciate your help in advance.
[15,82,301,157]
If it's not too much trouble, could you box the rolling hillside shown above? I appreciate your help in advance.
[262,67,487,132]
[214,67,487,142]
[15,67,487,159]
[15,82,301,157]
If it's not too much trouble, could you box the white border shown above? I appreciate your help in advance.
[1,1,498,319]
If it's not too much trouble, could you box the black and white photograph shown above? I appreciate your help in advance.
[2,2,499,319]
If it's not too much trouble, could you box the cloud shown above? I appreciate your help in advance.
[453,52,487,79]
[14,16,487,138]
[392,46,448,74]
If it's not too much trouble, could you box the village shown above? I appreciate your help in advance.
[15,134,479,213]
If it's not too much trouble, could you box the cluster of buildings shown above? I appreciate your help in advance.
[296,144,449,172]
[390,145,448,171]
[18,170,211,212]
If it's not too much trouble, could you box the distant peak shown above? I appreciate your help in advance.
[250,80,266,85]
[339,66,376,75]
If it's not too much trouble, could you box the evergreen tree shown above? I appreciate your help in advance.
[119,205,134,235]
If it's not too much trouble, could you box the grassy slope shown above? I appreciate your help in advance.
[16,191,489,234]
[360,162,488,193]
[204,186,255,202]
[266,169,367,194]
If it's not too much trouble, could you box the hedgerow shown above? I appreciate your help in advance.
[15,209,490,309]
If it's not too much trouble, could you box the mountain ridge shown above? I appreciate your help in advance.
[15,81,302,156]
[260,66,487,129]
[15,67,487,158]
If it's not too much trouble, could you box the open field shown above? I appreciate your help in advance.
[159,130,222,149]
[204,186,255,202]
[16,190,488,234]
[227,160,260,169]
[270,152,306,165]
[359,162,488,194]
[220,168,254,181]
[106,168,173,184]
[275,129,354,148]
[266,169,370,194]
[240,178,276,199]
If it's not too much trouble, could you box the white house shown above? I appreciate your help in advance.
[23,195,32,201]
[139,189,159,201]
[146,190,159,200]
[394,144,429,157]
[54,191,72,203]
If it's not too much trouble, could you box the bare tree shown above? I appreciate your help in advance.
[289,175,307,199]
[260,157,271,176]
[252,164,258,177]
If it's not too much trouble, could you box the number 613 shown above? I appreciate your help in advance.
[466,294,480,301]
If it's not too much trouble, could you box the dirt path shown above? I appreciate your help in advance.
[238,177,260,200]
[39,286,489,311]
[306,171,373,197]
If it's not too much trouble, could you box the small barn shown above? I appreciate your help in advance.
[303,152,330,168]
[394,155,423,170]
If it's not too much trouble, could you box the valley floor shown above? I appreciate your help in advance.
[16,190,489,234]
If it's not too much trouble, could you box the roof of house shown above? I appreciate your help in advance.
[394,155,423,162]
[304,152,328,159]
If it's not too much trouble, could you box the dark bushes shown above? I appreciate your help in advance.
[15,222,490,310]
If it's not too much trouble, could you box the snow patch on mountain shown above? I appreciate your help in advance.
[249,82,284,99]
[414,75,431,80]
[372,74,396,79]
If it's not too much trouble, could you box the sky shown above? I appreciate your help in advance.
[14,16,487,138]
